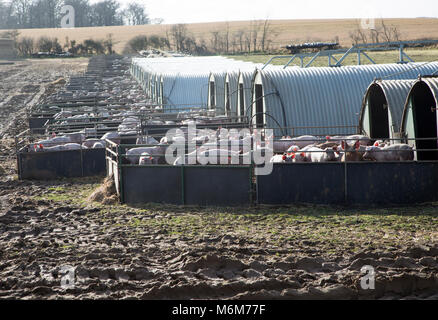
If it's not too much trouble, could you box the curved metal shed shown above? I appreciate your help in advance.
[359,79,415,140]
[160,72,209,112]
[131,56,262,112]
[237,71,255,118]
[252,62,438,136]
[224,72,240,117]
[208,72,226,113]
[401,77,438,161]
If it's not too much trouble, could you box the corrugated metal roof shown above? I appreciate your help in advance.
[160,72,210,112]
[254,62,438,136]
[225,72,239,117]
[208,72,226,111]
[401,76,438,134]
[360,79,415,135]
[131,56,263,111]
[238,71,255,117]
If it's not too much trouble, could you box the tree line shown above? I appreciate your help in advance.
[0,0,151,29]
[125,20,279,55]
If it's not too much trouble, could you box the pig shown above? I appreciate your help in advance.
[37,136,71,148]
[197,149,240,165]
[363,144,414,162]
[290,145,315,162]
[101,131,121,144]
[316,142,340,150]
[82,139,105,149]
[290,135,320,148]
[34,144,65,152]
[139,153,156,165]
[346,135,372,146]
[136,136,159,145]
[306,147,340,162]
[273,137,299,154]
[64,132,86,144]
[63,143,83,150]
[125,145,167,164]
[270,154,295,163]
[33,143,82,152]
[92,142,105,149]
[340,140,365,162]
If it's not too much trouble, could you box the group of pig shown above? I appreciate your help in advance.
[25,132,106,153]
[124,131,415,166]
[270,135,414,163]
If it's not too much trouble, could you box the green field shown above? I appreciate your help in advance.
[229,48,438,68]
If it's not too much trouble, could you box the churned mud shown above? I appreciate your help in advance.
[0,59,437,300]
[0,58,89,138]
[0,174,437,300]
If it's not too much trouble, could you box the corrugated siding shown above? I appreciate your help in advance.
[376,80,415,133]
[238,71,255,117]
[161,73,209,112]
[225,72,239,117]
[211,72,226,110]
[256,62,438,136]
[421,77,438,102]
[131,56,263,112]
[401,77,438,134]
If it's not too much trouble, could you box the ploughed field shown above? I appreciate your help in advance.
[0,59,438,300]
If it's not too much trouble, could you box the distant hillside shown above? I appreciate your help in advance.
[4,18,438,54]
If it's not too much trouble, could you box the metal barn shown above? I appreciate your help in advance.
[401,77,438,161]
[224,72,240,117]
[251,62,438,137]
[237,71,255,118]
[131,56,261,112]
[359,80,414,141]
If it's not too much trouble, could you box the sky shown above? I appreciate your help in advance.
[104,0,438,24]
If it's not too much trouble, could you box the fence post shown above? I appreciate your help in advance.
[344,159,348,204]
[181,165,185,205]
[117,144,124,204]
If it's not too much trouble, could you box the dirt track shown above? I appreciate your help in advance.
[0,59,437,300]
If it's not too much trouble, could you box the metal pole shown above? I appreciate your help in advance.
[399,44,404,63]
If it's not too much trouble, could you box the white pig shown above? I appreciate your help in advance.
[363,144,414,162]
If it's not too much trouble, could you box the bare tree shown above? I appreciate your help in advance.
[260,18,270,52]
[170,24,189,52]
[251,20,261,52]
[123,1,149,25]
[210,31,220,53]
[224,22,230,54]
[15,36,34,56]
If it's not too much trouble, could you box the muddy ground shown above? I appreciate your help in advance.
[0,59,437,300]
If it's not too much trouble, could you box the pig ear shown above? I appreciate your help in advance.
[341,141,345,150]
[355,141,360,150]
